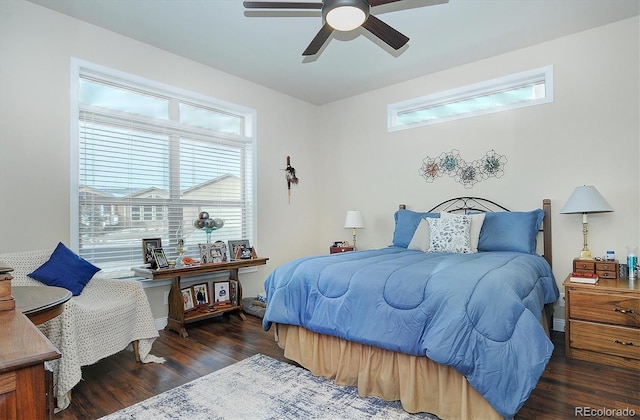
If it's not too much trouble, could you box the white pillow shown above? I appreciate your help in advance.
[408,218,431,252]
[427,216,472,253]
[441,212,485,253]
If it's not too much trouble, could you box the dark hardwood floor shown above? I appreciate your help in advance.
[55,314,639,420]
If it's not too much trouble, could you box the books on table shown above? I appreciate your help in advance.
[569,271,599,284]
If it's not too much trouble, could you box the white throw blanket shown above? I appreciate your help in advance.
[0,249,163,411]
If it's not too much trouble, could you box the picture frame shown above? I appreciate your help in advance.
[228,240,250,261]
[152,247,169,269]
[181,287,195,311]
[212,240,228,262]
[238,246,257,260]
[229,279,238,306]
[142,238,162,268]
[193,283,210,306]
[199,241,227,264]
[213,281,230,303]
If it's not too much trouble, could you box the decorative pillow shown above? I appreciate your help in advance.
[441,212,485,253]
[28,242,101,296]
[478,209,544,254]
[392,210,439,248]
[408,218,431,252]
[427,215,472,253]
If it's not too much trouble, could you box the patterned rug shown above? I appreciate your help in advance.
[100,354,439,420]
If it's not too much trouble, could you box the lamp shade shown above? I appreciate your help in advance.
[344,210,364,229]
[560,185,613,214]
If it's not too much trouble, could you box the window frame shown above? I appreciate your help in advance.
[70,59,257,273]
[387,65,554,131]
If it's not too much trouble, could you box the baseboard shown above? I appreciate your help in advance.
[553,318,565,333]
[155,317,168,330]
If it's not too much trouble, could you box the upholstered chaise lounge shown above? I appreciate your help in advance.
[0,248,162,411]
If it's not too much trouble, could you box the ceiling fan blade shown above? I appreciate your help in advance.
[361,14,409,50]
[368,0,404,6]
[243,1,322,9]
[302,23,334,56]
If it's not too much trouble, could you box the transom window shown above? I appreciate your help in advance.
[71,61,256,273]
[388,66,553,131]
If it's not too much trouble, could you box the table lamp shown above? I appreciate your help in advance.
[344,210,364,251]
[560,185,613,260]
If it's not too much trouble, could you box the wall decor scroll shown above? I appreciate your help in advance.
[419,149,507,189]
[284,155,299,204]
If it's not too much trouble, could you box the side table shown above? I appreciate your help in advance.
[563,275,639,369]
[13,286,72,325]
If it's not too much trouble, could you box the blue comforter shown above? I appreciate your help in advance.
[263,247,559,419]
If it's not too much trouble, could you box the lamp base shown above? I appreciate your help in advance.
[578,249,593,260]
[352,229,357,251]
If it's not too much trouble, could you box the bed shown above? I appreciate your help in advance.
[262,197,559,419]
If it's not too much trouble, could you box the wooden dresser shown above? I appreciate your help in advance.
[563,275,639,369]
[0,270,61,419]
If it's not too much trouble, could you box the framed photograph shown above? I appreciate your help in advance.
[181,287,195,311]
[142,238,162,268]
[193,283,210,306]
[199,242,226,263]
[229,279,238,306]
[239,246,256,260]
[213,281,230,303]
[213,240,228,262]
[152,247,169,269]
[228,240,250,261]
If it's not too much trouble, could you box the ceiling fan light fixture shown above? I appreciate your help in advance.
[324,0,369,31]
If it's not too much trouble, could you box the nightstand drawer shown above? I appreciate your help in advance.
[596,270,618,278]
[595,261,618,272]
[329,246,353,254]
[570,291,640,327]
[573,260,595,271]
[570,320,640,360]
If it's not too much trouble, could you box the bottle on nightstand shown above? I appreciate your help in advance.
[628,252,637,280]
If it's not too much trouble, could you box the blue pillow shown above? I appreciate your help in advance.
[28,242,100,296]
[477,209,544,254]
[392,210,440,248]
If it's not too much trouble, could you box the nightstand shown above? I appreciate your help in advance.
[563,275,639,369]
[330,246,354,254]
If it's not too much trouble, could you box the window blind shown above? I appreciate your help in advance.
[76,69,255,272]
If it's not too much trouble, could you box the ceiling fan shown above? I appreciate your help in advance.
[243,0,423,56]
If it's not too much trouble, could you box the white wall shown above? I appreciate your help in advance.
[317,16,639,326]
[1,0,638,326]
[0,0,323,318]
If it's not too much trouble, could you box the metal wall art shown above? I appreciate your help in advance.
[285,155,299,204]
[419,149,507,189]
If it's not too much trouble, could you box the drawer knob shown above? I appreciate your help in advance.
[613,339,636,347]
[613,307,636,315]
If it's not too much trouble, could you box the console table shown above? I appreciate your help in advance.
[133,257,268,337]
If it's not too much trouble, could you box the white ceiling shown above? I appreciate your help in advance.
[27,0,640,105]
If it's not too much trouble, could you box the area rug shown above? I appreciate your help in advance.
[100,354,439,420]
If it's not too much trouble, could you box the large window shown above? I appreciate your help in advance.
[388,66,553,131]
[71,61,256,273]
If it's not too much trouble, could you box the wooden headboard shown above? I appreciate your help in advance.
[399,197,552,269]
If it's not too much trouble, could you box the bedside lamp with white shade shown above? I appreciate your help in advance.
[344,210,364,251]
[560,185,613,260]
